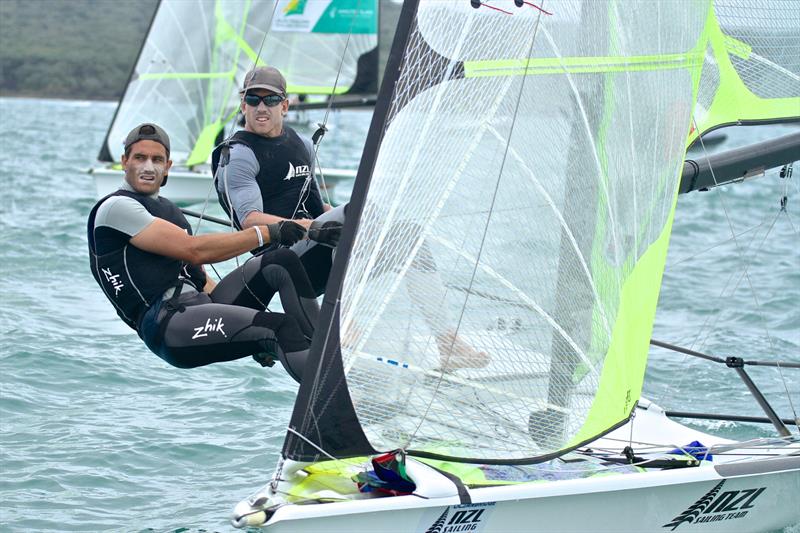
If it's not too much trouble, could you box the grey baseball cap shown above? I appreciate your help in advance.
[241,66,287,97]
[123,123,170,155]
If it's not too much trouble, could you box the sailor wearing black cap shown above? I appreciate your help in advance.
[87,123,316,381]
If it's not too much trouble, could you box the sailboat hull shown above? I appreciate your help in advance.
[233,403,799,532]
[252,462,799,532]
[90,166,357,205]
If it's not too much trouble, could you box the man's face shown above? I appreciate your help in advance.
[121,140,172,195]
[241,88,289,138]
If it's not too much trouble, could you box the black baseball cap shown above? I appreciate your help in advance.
[124,123,170,156]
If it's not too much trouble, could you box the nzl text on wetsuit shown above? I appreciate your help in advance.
[87,185,318,381]
[214,127,347,295]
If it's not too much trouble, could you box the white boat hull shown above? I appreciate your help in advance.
[233,402,800,532]
[90,166,356,205]
[256,465,798,532]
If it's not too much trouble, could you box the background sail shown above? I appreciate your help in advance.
[287,0,711,463]
[98,0,378,166]
[691,0,800,142]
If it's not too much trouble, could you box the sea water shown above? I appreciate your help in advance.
[0,97,797,532]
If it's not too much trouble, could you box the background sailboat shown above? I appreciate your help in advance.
[232,0,798,530]
[90,0,382,203]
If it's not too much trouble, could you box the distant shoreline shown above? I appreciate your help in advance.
[0,93,118,103]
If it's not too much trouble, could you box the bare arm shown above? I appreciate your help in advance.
[130,218,269,265]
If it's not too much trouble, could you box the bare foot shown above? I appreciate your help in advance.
[436,331,490,371]
[339,322,364,349]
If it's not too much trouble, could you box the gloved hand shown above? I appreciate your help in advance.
[308,220,343,247]
[266,220,307,246]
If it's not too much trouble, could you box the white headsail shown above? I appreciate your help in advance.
[98,0,378,167]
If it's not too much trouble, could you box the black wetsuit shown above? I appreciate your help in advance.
[88,188,317,381]
[214,128,348,295]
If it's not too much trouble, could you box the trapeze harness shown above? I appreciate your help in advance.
[213,128,346,295]
[87,189,206,332]
[87,189,312,378]
[213,128,325,229]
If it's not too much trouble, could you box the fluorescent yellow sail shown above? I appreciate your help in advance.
[283,0,799,465]
[689,1,800,143]
[327,0,711,462]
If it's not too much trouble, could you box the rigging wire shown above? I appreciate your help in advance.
[285,427,366,469]
[779,163,798,236]
[776,361,800,434]
[687,118,777,356]
[775,164,800,431]
[287,0,366,217]
[667,220,767,267]
[196,0,282,228]
[219,0,281,309]
[406,1,549,448]
[166,0,282,286]
[663,124,797,422]
[693,206,782,352]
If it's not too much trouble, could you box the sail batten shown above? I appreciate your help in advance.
[286,0,723,464]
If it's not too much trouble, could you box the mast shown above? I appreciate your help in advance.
[97,0,161,162]
[531,0,609,450]
[282,0,421,462]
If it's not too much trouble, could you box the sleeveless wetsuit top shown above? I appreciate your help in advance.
[214,127,324,228]
[87,189,206,331]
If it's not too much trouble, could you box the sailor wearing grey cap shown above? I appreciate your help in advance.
[87,123,318,381]
[214,66,347,297]
[214,72,488,371]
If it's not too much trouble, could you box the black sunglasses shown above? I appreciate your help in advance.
[244,93,285,107]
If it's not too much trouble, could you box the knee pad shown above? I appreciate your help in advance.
[253,312,308,353]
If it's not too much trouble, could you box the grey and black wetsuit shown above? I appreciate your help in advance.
[87,185,318,381]
[214,128,347,295]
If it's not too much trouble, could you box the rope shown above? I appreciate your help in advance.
[285,0,366,220]
[664,119,784,400]
[688,118,777,355]
[776,361,800,435]
[193,0,282,227]
[285,427,366,469]
[692,207,780,352]
[667,220,766,267]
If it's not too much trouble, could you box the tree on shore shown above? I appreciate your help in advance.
[0,0,157,100]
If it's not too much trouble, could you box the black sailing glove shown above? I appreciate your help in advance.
[308,220,343,247]
[267,220,307,246]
